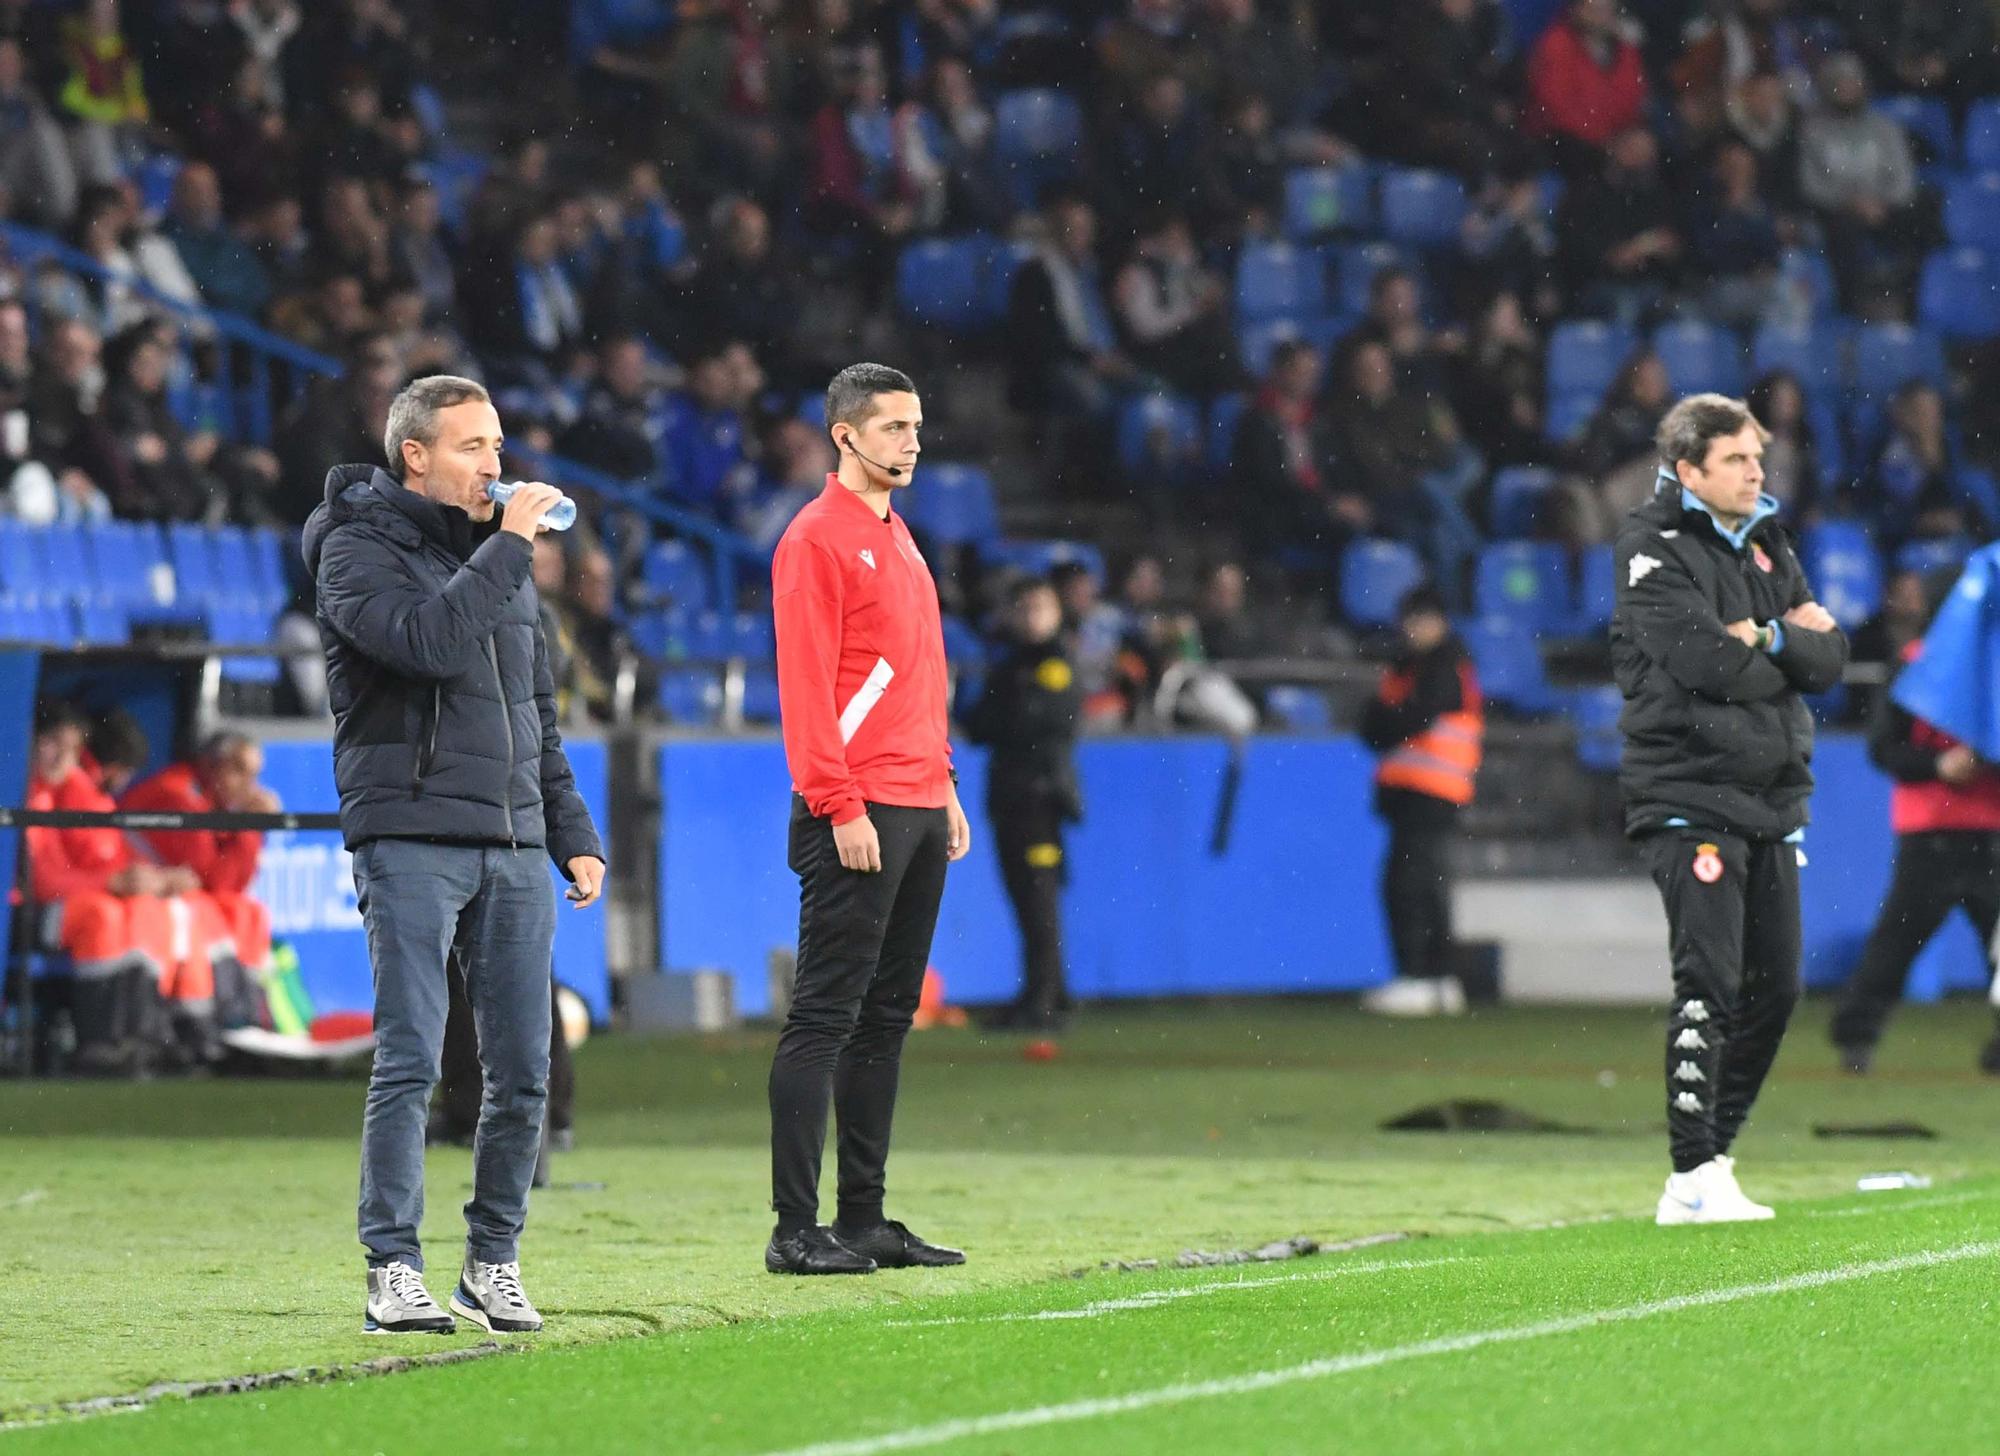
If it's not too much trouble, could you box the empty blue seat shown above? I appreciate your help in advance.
[1546,320,1639,402]
[1115,392,1203,481]
[741,665,782,723]
[1459,616,1559,714]
[1751,319,1847,399]
[731,610,776,663]
[896,236,993,331]
[1283,165,1373,238]
[901,463,1001,546]
[209,527,265,611]
[1329,241,1412,315]
[1875,95,1955,165]
[1944,172,2000,250]
[166,523,223,610]
[1652,319,1744,396]
[657,667,720,724]
[1800,521,1884,629]
[1917,248,2000,341]
[981,538,1105,584]
[1851,322,1946,396]
[1473,543,1569,635]
[1953,466,2000,530]
[1567,683,1625,773]
[1234,242,1325,321]
[994,88,1081,206]
[1774,247,1838,319]
[248,527,292,611]
[0,521,49,599]
[640,539,710,610]
[39,522,91,604]
[1339,538,1425,630]
[1545,392,1600,443]
[1966,100,2000,171]
[1264,684,1332,733]
[1571,545,1618,634]
[1488,466,1557,539]
[73,601,129,646]
[1378,167,1467,248]
[627,607,691,663]
[133,152,183,217]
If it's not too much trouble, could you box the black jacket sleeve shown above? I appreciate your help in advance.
[318,525,534,681]
[1867,683,1942,783]
[1770,548,1851,694]
[533,622,605,872]
[1360,650,1463,752]
[1615,535,1790,703]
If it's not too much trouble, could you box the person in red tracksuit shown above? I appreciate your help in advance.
[121,731,277,971]
[1830,623,2000,1075]
[764,362,972,1277]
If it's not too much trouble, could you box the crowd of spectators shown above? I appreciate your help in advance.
[0,0,1990,724]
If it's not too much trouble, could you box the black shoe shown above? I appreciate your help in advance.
[1836,1043,1873,1076]
[765,1225,876,1275]
[832,1218,966,1269]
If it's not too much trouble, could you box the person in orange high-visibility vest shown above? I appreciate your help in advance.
[1358,586,1483,1016]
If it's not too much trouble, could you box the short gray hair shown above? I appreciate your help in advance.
[384,374,490,478]
[1656,392,1768,472]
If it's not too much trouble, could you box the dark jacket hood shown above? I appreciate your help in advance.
[301,464,478,577]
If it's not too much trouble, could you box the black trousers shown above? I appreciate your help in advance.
[1383,820,1454,981]
[1644,828,1802,1173]
[436,960,575,1140]
[991,792,1069,1018]
[769,796,949,1233]
[1830,831,2000,1052]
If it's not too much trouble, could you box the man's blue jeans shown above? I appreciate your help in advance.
[354,838,556,1271]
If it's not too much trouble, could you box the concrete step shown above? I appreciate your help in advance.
[1454,878,1669,1005]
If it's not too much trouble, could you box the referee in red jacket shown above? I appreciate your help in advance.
[764,362,972,1275]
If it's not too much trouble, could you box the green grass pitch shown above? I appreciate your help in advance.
[5,1000,2000,1453]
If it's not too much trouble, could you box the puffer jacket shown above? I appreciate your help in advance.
[1611,475,1849,841]
[301,463,602,871]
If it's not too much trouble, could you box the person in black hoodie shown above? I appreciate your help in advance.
[1358,586,1482,1018]
[302,374,604,1338]
[1612,392,1848,1226]
[965,577,1083,1031]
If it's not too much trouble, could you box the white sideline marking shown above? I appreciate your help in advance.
[883,1256,1468,1328]
[762,1241,2000,1456]
[1808,1190,1993,1219]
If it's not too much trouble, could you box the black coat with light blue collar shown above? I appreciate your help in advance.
[301,462,603,870]
[1611,475,1850,842]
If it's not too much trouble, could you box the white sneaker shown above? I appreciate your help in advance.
[1360,977,1467,1017]
[364,1261,456,1334]
[450,1255,544,1333]
[1656,1156,1777,1225]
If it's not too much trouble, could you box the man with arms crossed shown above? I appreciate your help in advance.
[766,362,972,1274]
[305,375,605,1332]
[1612,393,1847,1224]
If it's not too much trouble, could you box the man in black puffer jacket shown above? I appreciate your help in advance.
[302,374,604,1338]
[1612,392,1847,1228]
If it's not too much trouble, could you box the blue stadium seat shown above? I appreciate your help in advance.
[627,607,692,663]
[1339,538,1426,630]
[1894,536,1973,577]
[166,523,223,611]
[1329,241,1414,315]
[640,539,710,610]
[1545,391,1600,443]
[688,609,736,662]
[1953,466,2000,530]
[1775,248,1837,319]
[1751,319,1847,399]
[1472,542,1569,635]
[731,610,777,664]
[73,601,129,647]
[1283,165,1374,239]
[994,88,1082,206]
[1875,95,1956,166]
[1651,319,1744,396]
[1917,248,2000,341]
[211,604,281,683]
[1805,394,1846,486]
[657,668,720,724]
[1208,393,1248,473]
[1487,466,1557,539]
[1378,167,1467,248]
[133,153,183,217]
[1967,100,2000,171]
[0,520,49,600]
[1115,391,1203,482]
[741,665,782,723]
[1264,684,1332,733]
[1234,242,1326,321]
[1800,521,1884,629]
[1567,683,1625,774]
[1850,322,1946,396]
[1571,545,1618,635]
[1944,172,2000,249]
[39,522,91,604]
[209,527,265,611]
[901,462,1001,546]
[980,538,1106,584]
[1545,320,1639,402]
[896,236,992,331]
[1459,616,1559,714]
[248,527,291,612]
[983,238,1036,321]
[1236,314,1355,375]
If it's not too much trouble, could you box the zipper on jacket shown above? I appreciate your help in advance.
[489,637,516,848]
[410,684,441,798]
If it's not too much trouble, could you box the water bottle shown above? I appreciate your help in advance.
[487,480,577,531]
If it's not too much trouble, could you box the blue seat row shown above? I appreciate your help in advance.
[0,519,292,620]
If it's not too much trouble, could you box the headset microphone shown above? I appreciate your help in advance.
[844,438,905,478]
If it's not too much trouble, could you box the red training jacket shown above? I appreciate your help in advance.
[773,476,952,825]
[1890,641,2000,835]
[122,762,263,894]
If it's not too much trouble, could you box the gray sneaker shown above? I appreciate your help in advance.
[449,1256,543,1333]
[364,1261,456,1334]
